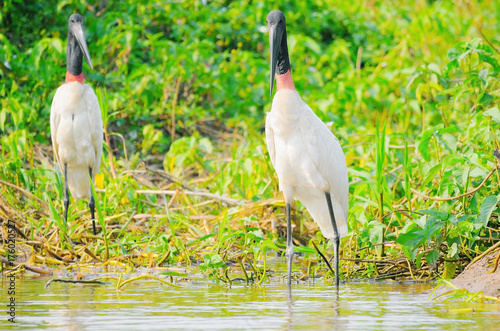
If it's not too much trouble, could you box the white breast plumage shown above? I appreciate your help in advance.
[266,89,349,239]
[50,82,103,200]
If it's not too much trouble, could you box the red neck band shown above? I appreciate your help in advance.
[65,72,84,84]
[276,70,295,91]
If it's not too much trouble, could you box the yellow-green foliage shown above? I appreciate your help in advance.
[0,0,499,281]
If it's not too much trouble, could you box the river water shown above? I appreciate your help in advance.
[2,277,500,330]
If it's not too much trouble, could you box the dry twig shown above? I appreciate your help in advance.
[136,189,242,205]
[411,166,498,201]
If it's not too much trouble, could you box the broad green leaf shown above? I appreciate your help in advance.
[477,92,494,105]
[476,195,500,227]
[443,261,456,279]
[396,229,425,249]
[428,63,441,75]
[414,215,427,229]
[421,164,442,187]
[484,107,500,124]
[426,249,440,265]
[402,246,419,262]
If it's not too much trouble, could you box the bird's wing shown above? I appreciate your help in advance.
[265,113,277,170]
[50,87,63,170]
[299,101,349,217]
[84,85,103,180]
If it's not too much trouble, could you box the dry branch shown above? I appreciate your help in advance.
[411,166,498,201]
[0,256,51,275]
[45,278,111,288]
[136,189,242,205]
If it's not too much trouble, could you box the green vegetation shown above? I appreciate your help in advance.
[1,0,499,283]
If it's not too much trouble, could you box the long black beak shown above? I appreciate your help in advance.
[269,24,282,97]
[70,22,93,70]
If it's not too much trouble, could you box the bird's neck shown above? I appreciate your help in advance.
[276,70,295,91]
[66,32,84,84]
[65,72,84,84]
[275,30,294,91]
[276,30,291,75]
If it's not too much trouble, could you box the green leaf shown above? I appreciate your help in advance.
[420,209,449,220]
[417,128,433,161]
[447,47,460,62]
[443,261,456,279]
[428,63,441,75]
[448,242,459,258]
[0,109,6,131]
[421,163,442,187]
[479,68,489,87]
[468,38,481,49]
[304,37,321,55]
[396,229,425,249]
[484,107,500,124]
[402,246,419,262]
[425,220,443,244]
[50,38,63,54]
[414,215,427,229]
[262,239,280,252]
[426,249,440,265]
[368,221,384,244]
[476,195,500,227]
[477,92,493,105]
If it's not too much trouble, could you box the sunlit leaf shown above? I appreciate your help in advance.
[483,107,500,124]
[477,195,500,227]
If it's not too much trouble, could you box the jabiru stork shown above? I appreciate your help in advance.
[265,10,349,287]
[50,13,103,235]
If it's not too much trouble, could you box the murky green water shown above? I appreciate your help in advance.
[2,277,500,330]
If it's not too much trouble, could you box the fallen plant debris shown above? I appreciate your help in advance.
[1,1,499,296]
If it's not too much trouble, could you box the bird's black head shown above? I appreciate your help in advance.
[67,13,93,75]
[266,10,285,26]
[69,13,85,25]
[267,10,290,97]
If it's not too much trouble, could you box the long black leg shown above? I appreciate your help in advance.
[325,192,340,288]
[89,167,97,235]
[62,164,76,248]
[286,202,293,287]
[63,163,69,227]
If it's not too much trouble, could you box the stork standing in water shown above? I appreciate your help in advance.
[50,13,103,235]
[265,10,349,287]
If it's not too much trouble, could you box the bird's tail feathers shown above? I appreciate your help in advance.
[299,191,348,240]
[67,167,91,200]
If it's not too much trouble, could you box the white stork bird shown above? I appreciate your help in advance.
[50,13,103,235]
[265,10,349,287]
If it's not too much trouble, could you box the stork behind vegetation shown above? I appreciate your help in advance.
[265,10,349,288]
[50,13,103,235]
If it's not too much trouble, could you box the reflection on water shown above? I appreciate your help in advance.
[3,277,500,330]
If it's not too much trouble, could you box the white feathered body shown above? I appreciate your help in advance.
[50,82,103,200]
[266,89,349,239]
